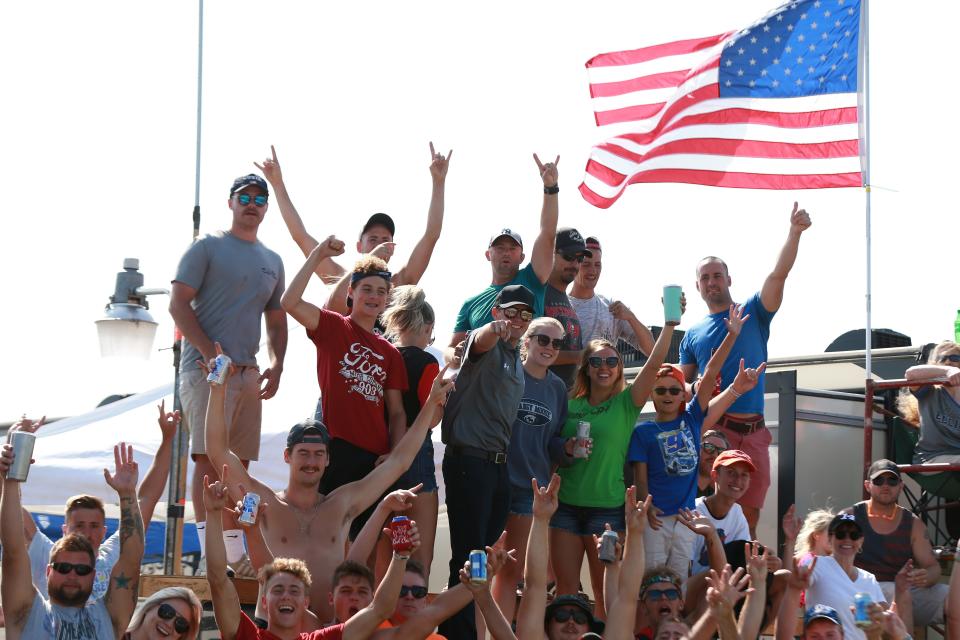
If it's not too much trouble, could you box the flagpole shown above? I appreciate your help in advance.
[860,0,872,388]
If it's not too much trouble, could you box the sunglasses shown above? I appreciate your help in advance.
[871,476,901,487]
[236,193,268,206]
[399,585,429,599]
[832,528,862,541]
[49,562,94,576]
[702,442,726,454]
[654,387,683,396]
[531,334,564,349]
[939,355,960,363]
[500,307,533,321]
[551,608,589,625]
[646,588,682,602]
[157,602,191,635]
[588,356,620,368]
[558,252,586,263]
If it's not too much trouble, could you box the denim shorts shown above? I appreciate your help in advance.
[549,501,626,536]
[396,433,439,493]
[509,486,535,516]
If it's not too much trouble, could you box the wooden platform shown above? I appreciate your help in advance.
[139,574,260,604]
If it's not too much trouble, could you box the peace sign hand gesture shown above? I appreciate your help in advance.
[533,153,559,188]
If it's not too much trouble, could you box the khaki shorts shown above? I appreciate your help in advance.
[180,366,262,461]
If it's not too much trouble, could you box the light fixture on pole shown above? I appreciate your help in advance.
[96,258,168,359]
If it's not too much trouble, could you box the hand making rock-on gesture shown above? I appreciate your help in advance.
[428,142,452,182]
[533,153,559,188]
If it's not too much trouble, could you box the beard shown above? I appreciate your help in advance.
[49,582,93,607]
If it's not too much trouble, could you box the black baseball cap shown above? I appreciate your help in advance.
[828,512,862,535]
[495,284,535,310]
[361,213,395,238]
[545,595,604,634]
[286,420,330,449]
[804,604,842,629]
[488,228,523,248]
[230,174,268,196]
[555,227,592,257]
[867,458,901,480]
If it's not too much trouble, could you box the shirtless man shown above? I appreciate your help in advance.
[203,349,453,621]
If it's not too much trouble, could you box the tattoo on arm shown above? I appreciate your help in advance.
[119,496,144,545]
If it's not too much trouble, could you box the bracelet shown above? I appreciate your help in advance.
[394,553,410,561]
[543,184,559,195]
[729,386,742,398]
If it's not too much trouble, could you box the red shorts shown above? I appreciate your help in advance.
[717,417,771,510]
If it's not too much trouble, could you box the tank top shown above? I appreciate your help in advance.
[852,501,914,582]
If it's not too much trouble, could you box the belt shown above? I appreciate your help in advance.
[448,445,507,464]
[718,414,766,435]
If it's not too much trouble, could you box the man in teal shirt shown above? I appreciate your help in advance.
[444,153,559,364]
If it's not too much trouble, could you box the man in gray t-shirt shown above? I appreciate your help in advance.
[169,173,287,565]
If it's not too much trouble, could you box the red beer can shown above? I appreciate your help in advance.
[391,516,413,553]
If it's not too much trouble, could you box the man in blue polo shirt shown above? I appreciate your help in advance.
[678,202,811,535]
[443,154,559,364]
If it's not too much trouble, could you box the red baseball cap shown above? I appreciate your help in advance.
[712,449,757,472]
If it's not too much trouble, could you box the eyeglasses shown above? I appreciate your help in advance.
[832,528,862,541]
[939,355,960,363]
[557,252,585,263]
[871,475,901,487]
[645,588,681,602]
[588,356,620,368]
[500,307,533,321]
[702,442,726,454]
[550,608,589,624]
[49,562,94,576]
[399,585,428,599]
[531,334,564,349]
[236,193,268,206]
[157,602,191,635]
[654,387,683,396]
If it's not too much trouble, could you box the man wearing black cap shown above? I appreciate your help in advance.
[444,154,559,365]
[439,284,535,639]
[544,227,590,387]
[256,144,450,301]
[170,172,287,569]
[844,459,947,628]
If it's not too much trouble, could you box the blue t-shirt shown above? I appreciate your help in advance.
[678,292,774,414]
[453,263,546,332]
[627,400,705,516]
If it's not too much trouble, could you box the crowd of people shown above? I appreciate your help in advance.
[3,145,960,640]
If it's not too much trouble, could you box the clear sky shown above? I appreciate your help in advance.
[1,1,954,421]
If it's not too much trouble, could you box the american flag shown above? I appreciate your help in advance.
[579,0,863,209]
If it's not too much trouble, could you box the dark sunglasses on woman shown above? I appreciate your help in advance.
[157,603,191,635]
[833,528,862,541]
[531,334,564,349]
[587,356,620,368]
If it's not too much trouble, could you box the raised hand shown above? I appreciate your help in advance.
[782,504,801,541]
[203,474,231,512]
[428,142,452,181]
[533,153,560,188]
[790,201,812,233]
[488,319,511,341]
[198,342,235,381]
[382,485,422,513]
[608,301,636,322]
[485,531,517,579]
[594,523,622,562]
[723,304,750,337]
[308,235,346,262]
[745,540,770,584]
[532,474,561,520]
[156,401,180,441]
[103,443,139,497]
[705,565,752,609]
[625,486,653,534]
[427,366,456,406]
[370,241,396,262]
[678,507,717,538]
[10,414,45,434]
[732,360,767,395]
[0,444,18,478]
[254,145,283,186]
[783,555,816,591]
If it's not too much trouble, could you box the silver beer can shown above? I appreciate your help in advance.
[238,492,260,525]
[207,354,232,386]
[574,421,591,459]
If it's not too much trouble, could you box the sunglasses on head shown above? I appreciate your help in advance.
[653,386,683,396]
[832,528,862,541]
[939,354,960,363]
[157,602,191,635]
[49,562,94,576]
[500,307,533,321]
[588,355,620,368]
[702,442,726,454]
[645,587,681,602]
[551,607,589,625]
[558,252,585,263]
[236,193,268,206]
[531,334,564,349]
[399,585,428,599]
[871,475,901,487]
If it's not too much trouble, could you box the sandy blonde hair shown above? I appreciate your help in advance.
[126,587,202,639]
[520,317,565,361]
[794,508,835,559]
[381,285,434,339]
[897,341,960,425]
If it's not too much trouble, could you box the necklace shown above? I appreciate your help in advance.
[281,492,323,535]
[867,505,896,520]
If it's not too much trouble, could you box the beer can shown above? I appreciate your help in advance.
[391,516,413,553]
[598,529,619,563]
[574,421,591,459]
[238,492,260,525]
[7,431,36,482]
[207,354,232,385]
[469,549,487,584]
[853,592,872,628]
